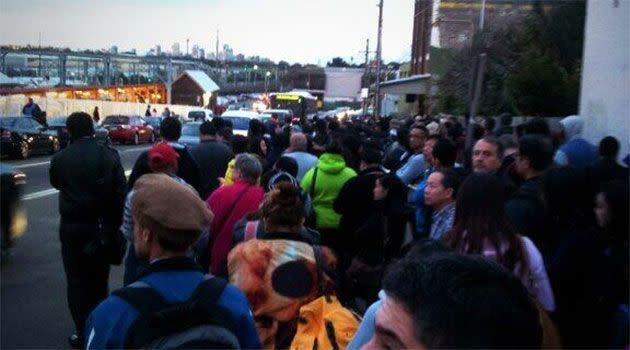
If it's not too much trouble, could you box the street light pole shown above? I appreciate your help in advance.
[375,0,384,118]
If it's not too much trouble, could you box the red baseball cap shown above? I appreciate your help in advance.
[148,143,179,172]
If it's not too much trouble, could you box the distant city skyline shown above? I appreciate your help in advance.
[0,0,414,65]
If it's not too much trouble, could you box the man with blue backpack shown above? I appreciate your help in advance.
[85,173,261,349]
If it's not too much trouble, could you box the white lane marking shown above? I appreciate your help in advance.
[120,146,150,153]
[21,169,133,201]
[22,188,59,201]
[13,161,51,169]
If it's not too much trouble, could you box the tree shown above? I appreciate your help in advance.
[327,57,350,67]
[506,0,585,116]
[435,0,585,117]
[278,61,290,69]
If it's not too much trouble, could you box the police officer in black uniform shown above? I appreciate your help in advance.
[49,112,127,348]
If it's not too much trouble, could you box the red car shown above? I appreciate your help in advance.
[102,115,155,145]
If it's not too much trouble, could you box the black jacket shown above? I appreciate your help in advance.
[586,160,629,196]
[49,137,126,243]
[189,140,233,199]
[333,166,385,247]
[127,142,202,195]
[354,200,407,265]
[505,176,545,245]
[382,142,407,172]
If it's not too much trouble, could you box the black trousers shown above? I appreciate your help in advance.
[61,241,110,337]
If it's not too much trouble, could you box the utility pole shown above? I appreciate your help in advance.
[465,0,488,149]
[375,0,384,118]
[186,38,190,56]
[361,38,371,116]
[363,39,370,86]
[215,30,220,65]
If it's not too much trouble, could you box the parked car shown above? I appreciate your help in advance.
[1,163,26,260]
[102,115,154,145]
[220,110,260,136]
[179,122,201,147]
[187,109,213,122]
[0,116,60,159]
[47,116,110,148]
[144,116,163,140]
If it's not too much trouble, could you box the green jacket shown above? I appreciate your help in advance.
[301,153,357,229]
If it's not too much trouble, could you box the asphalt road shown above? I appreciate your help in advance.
[1,143,151,348]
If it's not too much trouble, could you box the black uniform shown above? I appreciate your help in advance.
[49,137,126,337]
[189,140,232,199]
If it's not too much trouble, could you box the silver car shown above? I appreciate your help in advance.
[179,122,201,147]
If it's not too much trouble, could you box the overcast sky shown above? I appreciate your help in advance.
[0,0,414,65]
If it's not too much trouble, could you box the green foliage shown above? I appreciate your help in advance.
[435,0,585,117]
[327,57,351,68]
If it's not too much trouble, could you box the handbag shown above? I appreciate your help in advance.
[83,218,127,265]
[83,146,127,265]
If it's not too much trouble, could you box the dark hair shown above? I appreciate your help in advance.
[315,119,327,133]
[222,118,233,129]
[325,140,343,154]
[360,146,382,165]
[432,138,457,168]
[376,174,408,210]
[66,112,95,140]
[445,173,528,277]
[211,116,225,130]
[248,119,265,138]
[383,252,542,348]
[472,123,485,140]
[231,135,248,154]
[410,123,428,136]
[396,127,410,149]
[447,122,464,140]
[518,135,554,171]
[261,182,305,232]
[478,136,504,158]
[199,121,217,136]
[160,117,182,141]
[434,169,461,198]
[498,134,517,151]
[274,156,298,178]
[599,136,620,159]
[499,113,513,127]
[404,238,452,259]
[426,133,441,143]
[484,116,496,134]
[524,117,551,137]
[248,136,266,157]
[218,126,233,143]
[328,119,340,132]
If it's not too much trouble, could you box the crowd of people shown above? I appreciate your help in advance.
[49,110,628,349]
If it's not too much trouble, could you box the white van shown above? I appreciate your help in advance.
[220,110,260,136]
